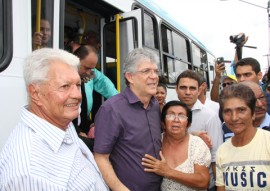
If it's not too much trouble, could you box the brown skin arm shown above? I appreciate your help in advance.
[142,151,210,189]
[212,162,216,182]
[217,186,225,191]
[210,62,225,102]
[94,153,130,191]
[32,32,43,50]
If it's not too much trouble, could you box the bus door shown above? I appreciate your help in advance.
[101,8,142,92]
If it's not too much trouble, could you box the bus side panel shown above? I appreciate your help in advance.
[0,0,30,150]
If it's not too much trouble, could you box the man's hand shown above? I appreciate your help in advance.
[215,62,226,78]
[192,131,212,149]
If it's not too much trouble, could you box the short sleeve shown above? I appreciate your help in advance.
[191,135,211,167]
[94,104,121,154]
[215,147,225,186]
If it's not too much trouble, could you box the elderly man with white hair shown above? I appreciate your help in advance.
[0,48,108,190]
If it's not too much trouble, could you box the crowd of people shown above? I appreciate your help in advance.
[0,23,270,190]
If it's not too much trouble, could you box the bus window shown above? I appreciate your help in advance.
[143,13,158,50]
[161,24,190,84]
[31,0,54,50]
[161,25,172,54]
[192,42,210,88]
[172,31,188,62]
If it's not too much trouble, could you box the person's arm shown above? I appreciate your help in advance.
[211,162,216,182]
[217,186,225,191]
[210,62,225,102]
[93,69,119,98]
[142,151,210,189]
[94,153,130,191]
[32,32,43,50]
[191,131,212,148]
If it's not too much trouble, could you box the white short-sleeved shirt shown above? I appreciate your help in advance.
[161,134,211,191]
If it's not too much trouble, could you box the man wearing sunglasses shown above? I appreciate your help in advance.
[223,81,270,142]
[221,74,237,88]
[210,61,237,102]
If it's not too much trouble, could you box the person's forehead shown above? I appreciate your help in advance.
[236,65,254,73]
[167,105,186,113]
[223,78,234,83]
[179,77,198,86]
[48,61,78,79]
[136,60,157,69]
[223,97,248,109]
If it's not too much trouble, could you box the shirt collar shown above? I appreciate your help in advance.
[123,86,157,106]
[21,106,76,152]
[191,99,204,111]
[259,112,270,128]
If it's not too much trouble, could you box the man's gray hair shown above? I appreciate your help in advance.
[123,48,159,74]
[23,48,80,87]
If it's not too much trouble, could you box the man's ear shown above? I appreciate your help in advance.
[257,71,263,81]
[28,84,42,106]
[198,85,203,96]
[125,72,134,85]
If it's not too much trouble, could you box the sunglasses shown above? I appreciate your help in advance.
[222,82,234,88]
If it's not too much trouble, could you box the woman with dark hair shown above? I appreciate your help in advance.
[142,100,211,191]
[155,83,167,111]
[216,84,270,190]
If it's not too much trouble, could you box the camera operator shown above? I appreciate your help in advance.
[210,33,248,102]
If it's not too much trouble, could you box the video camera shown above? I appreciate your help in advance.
[229,33,245,47]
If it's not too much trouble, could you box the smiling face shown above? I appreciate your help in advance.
[30,61,82,129]
[126,60,159,101]
[155,86,167,104]
[222,97,255,135]
[164,105,189,137]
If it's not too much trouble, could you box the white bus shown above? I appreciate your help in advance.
[0,0,215,149]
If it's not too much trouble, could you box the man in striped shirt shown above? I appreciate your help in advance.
[0,48,108,190]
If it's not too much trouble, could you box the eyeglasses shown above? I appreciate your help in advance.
[256,94,267,103]
[166,114,188,121]
[135,68,160,76]
[222,82,234,87]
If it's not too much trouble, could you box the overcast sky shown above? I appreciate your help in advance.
[151,0,269,74]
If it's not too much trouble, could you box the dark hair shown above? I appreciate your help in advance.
[197,73,207,86]
[219,83,256,115]
[157,83,167,93]
[234,57,261,74]
[161,100,192,127]
[73,45,98,60]
[176,70,200,87]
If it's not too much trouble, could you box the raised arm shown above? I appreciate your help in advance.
[210,62,225,102]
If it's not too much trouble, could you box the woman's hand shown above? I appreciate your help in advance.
[141,151,171,177]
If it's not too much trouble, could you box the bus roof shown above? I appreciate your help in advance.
[135,0,214,55]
